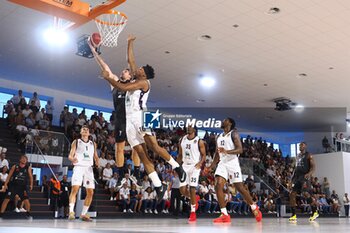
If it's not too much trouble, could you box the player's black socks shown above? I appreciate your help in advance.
[117,167,124,185]
[311,206,317,214]
[291,207,296,216]
[134,166,141,185]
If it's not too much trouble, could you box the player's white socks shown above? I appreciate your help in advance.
[191,204,196,213]
[69,203,75,213]
[148,171,162,187]
[250,204,257,211]
[167,157,179,169]
[221,208,228,215]
[81,205,89,216]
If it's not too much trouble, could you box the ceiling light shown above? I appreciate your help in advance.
[198,35,212,41]
[165,51,170,54]
[233,24,239,28]
[267,7,280,15]
[200,76,216,88]
[263,83,268,87]
[329,67,334,70]
[43,28,69,46]
[297,73,307,78]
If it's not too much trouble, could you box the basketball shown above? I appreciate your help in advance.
[90,32,102,47]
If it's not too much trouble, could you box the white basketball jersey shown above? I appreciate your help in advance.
[181,135,201,165]
[74,139,95,167]
[125,80,150,116]
[216,130,238,162]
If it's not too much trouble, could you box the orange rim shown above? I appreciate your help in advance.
[94,10,127,26]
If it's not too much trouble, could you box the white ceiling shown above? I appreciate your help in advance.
[1,0,350,111]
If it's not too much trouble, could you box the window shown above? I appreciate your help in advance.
[290,144,296,157]
[68,105,84,115]
[273,144,279,150]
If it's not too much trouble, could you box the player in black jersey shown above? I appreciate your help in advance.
[289,142,318,222]
[112,70,141,185]
[0,155,33,215]
[88,42,141,186]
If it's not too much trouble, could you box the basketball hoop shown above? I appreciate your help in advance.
[95,10,127,47]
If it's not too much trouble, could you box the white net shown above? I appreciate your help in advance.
[95,10,127,47]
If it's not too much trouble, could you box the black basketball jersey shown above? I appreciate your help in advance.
[11,164,29,186]
[112,80,129,118]
[295,152,311,177]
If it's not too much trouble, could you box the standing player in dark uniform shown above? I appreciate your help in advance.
[289,142,318,222]
[0,155,33,215]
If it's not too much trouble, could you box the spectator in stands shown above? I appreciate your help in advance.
[11,90,25,109]
[45,100,54,125]
[102,163,113,188]
[77,114,86,127]
[39,115,50,130]
[119,182,130,213]
[49,175,61,213]
[322,177,331,197]
[62,107,74,135]
[72,108,78,121]
[35,108,44,123]
[59,175,70,218]
[318,194,331,213]
[29,92,40,109]
[169,146,178,159]
[170,172,181,216]
[331,190,341,213]
[245,175,256,193]
[29,100,39,114]
[90,112,98,121]
[142,186,156,214]
[98,152,107,180]
[129,183,139,213]
[203,189,218,213]
[18,98,27,113]
[109,173,119,200]
[322,136,331,153]
[343,193,349,217]
[142,175,151,190]
[0,148,9,171]
[105,153,115,168]
[0,166,8,184]
[25,112,36,129]
[22,104,33,118]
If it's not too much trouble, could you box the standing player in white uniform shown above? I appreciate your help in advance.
[177,125,206,222]
[100,35,186,194]
[209,118,262,223]
[68,125,99,221]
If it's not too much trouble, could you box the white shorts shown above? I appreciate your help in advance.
[179,164,201,187]
[71,166,95,189]
[126,114,154,148]
[215,159,242,184]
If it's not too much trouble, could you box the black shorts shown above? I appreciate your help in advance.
[292,176,310,193]
[6,184,29,200]
[115,116,126,143]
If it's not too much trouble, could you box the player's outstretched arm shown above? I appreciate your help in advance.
[88,41,112,74]
[101,73,147,92]
[127,35,137,75]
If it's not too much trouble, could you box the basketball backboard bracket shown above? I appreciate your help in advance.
[8,0,126,31]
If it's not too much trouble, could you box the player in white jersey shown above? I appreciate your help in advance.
[177,125,206,223]
[68,125,99,221]
[208,118,262,223]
